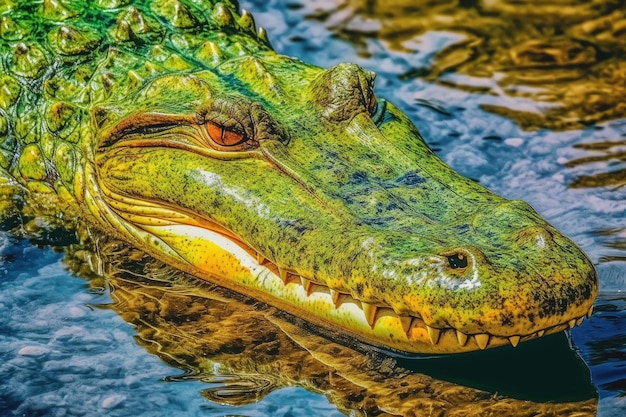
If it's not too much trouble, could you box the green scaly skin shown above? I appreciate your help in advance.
[0,0,598,354]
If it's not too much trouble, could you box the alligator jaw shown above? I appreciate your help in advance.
[148,222,594,354]
[97,183,593,354]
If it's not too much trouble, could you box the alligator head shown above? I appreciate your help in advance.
[90,53,597,354]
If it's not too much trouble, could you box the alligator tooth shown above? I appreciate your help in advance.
[362,303,378,328]
[568,319,576,329]
[330,289,341,308]
[474,333,490,350]
[509,335,521,348]
[456,330,468,347]
[576,316,584,326]
[256,252,265,265]
[586,306,593,319]
[537,330,545,337]
[277,267,289,284]
[300,277,313,296]
[426,326,441,345]
[399,316,413,336]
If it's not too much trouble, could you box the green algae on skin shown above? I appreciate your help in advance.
[0,0,597,353]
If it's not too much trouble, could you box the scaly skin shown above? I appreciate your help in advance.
[0,0,598,353]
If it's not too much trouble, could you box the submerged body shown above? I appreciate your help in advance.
[0,0,597,353]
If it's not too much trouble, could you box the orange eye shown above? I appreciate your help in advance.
[206,121,246,147]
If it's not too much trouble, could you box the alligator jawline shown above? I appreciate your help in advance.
[97,177,592,353]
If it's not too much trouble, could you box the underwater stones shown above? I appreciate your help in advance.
[0,75,20,110]
[11,43,48,79]
[99,72,117,94]
[41,0,78,21]
[151,0,202,29]
[49,25,101,56]
[143,61,163,77]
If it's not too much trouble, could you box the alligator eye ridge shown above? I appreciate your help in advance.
[447,253,468,269]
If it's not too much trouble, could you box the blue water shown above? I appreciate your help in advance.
[2,1,626,416]
[0,233,342,416]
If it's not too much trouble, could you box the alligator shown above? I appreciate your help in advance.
[82,243,596,416]
[0,0,598,354]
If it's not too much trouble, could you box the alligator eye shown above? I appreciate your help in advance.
[206,121,247,147]
[447,253,468,269]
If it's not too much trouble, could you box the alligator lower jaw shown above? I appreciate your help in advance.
[130,226,593,354]
[100,187,592,353]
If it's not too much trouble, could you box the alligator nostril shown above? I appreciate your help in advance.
[447,253,468,269]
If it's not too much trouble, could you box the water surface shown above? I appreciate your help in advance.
[2,0,626,416]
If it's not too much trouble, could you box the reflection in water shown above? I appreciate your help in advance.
[572,296,626,414]
[302,0,626,130]
[63,239,598,416]
[566,139,626,189]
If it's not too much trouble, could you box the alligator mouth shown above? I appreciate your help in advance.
[95,177,593,353]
